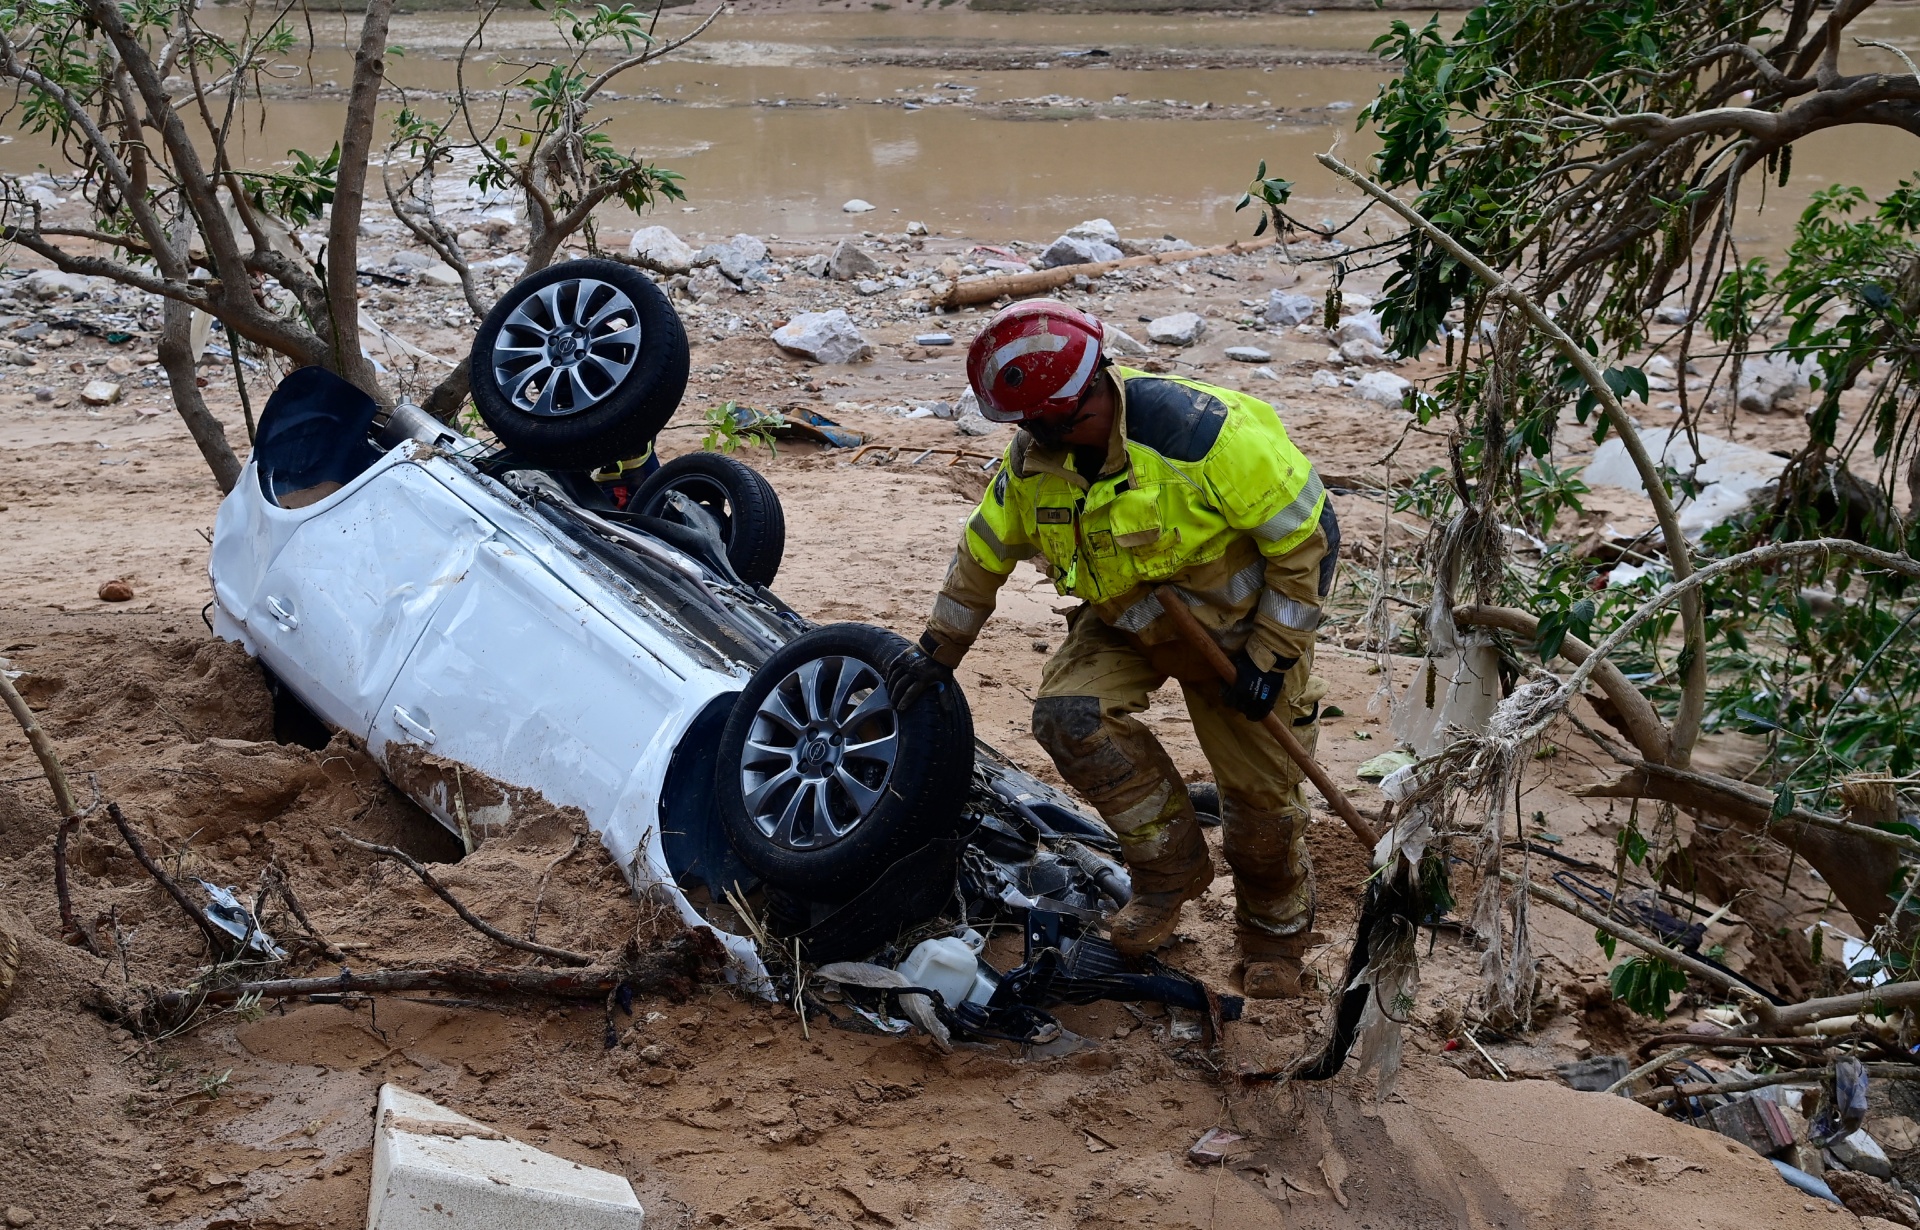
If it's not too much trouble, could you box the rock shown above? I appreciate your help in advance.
[80,380,122,405]
[905,220,929,236]
[1654,304,1691,325]
[1734,353,1814,413]
[915,332,955,346]
[1064,218,1120,244]
[420,263,462,287]
[1310,369,1341,389]
[1645,354,1676,380]
[696,234,769,284]
[1254,366,1280,381]
[25,270,91,299]
[1833,1128,1894,1179]
[1340,338,1388,364]
[105,356,134,376]
[1147,312,1206,346]
[854,279,887,296]
[368,1084,644,1230]
[772,310,874,365]
[1040,234,1123,268]
[685,265,731,302]
[1555,1055,1629,1092]
[1825,1172,1918,1227]
[4,1208,33,1228]
[1352,370,1411,405]
[1332,311,1385,347]
[842,198,876,213]
[1860,1218,1913,1230]
[474,215,515,238]
[918,401,955,420]
[1585,425,1789,539]
[455,229,487,249]
[11,321,46,342]
[1152,237,1195,254]
[98,580,133,602]
[827,239,883,281]
[390,251,435,270]
[1266,292,1316,328]
[627,224,696,274]
[1225,345,1271,363]
[1104,328,1150,358]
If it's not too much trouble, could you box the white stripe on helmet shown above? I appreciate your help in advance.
[1051,332,1100,401]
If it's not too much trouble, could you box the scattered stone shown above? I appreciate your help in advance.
[1041,233,1122,268]
[474,215,515,238]
[1825,1172,1918,1227]
[627,225,696,274]
[1586,426,1789,539]
[1064,218,1120,244]
[685,265,732,302]
[772,310,875,365]
[852,279,885,297]
[98,579,134,602]
[1654,304,1690,325]
[389,251,435,270]
[1104,328,1150,358]
[696,234,769,284]
[1146,312,1206,346]
[4,1208,34,1228]
[24,269,91,299]
[915,332,955,346]
[1352,370,1411,405]
[1645,354,1677,380]
[955,415,995,437]
[905,220,929,236]
[1332,311,1385,348]
[1733,353,1815,413]
[105,357,135,376]
[455,229,487,249]
[420,263,462,288]
[11,321,47,342]
[1254,366,1280,381]
[369,1084,643,1230]
[31,386,53,401]
[1340,339,1388,364]
[1266,291,1316,328]
[1556,1055,1629,1092]
[842,199,876,213]
[1310,370,1341,389]
[917,401,955,420]
[828,239,884,281]
[1833,1128,1894,1179]
[1224,345,1271,363]
[81,379,122,405]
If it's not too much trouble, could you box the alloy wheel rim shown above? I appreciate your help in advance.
[740,656,899,851]
[491,278,642,418]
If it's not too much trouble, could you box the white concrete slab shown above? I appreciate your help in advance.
[367,1084,643,1230]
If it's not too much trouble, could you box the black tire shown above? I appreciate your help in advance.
[629,453,786,586]
[469,259,688,470]
[1187,781,1222,828]
[763,839,966,963]
[715,623,974,897]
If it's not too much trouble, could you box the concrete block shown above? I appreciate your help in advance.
[368,1084,643,1230]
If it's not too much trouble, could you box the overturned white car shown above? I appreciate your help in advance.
[207,259,1129,989]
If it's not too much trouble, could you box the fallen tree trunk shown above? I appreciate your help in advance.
[930,236,1280,309]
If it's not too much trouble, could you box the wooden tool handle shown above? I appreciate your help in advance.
[1153,585,1379,850]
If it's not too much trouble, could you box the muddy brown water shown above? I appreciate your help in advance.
[4,6,1916,248]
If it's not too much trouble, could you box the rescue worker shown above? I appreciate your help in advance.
[886,300,1338,998]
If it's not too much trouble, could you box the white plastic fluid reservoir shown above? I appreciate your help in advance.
[898,936,995,1008]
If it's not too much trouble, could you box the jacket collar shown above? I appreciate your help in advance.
[1011,367,1133,492]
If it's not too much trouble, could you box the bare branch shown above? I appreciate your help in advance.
[582,5,724,103]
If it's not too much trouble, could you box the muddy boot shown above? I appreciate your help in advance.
[1238,926,1318,999]
[1109,852,1214,958]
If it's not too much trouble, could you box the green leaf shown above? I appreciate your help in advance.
[1595,928,1617,961]
[1771,783,1796,820]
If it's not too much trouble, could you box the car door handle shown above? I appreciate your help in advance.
[391,705,436,745]
[265,595,298,631]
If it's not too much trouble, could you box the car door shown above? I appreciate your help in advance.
[244,463,499,738]
[367,531,700,839]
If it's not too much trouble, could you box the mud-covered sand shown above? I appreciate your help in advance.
[0,190,1884,1228]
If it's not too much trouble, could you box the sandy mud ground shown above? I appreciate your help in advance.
[0,59,1902,1227]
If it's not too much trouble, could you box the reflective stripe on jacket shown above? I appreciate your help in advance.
[925,366,1330,671]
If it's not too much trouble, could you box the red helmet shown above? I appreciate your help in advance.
[966,300,1105,424]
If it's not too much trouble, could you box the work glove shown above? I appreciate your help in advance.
[1223,650,1293,722]
[885,636,955,711]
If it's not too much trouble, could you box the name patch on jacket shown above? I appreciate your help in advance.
[1036,507,1073,524]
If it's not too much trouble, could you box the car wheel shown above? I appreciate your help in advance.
[469,259,689,470]
[715,623,974,898]
[628,453,786,586]
[1187,781,1222,828]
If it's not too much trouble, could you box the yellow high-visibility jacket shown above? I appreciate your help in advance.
[922,366,1332,671]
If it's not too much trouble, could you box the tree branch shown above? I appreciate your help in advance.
[325,0,397,396]
[581,5,724,103]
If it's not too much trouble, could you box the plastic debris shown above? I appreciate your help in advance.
[1188,1128,1245,1165]
[1555,1055,1629,1092]
[197,880,287,960]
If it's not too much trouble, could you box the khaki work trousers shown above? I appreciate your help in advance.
[1031,606,1325,939]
